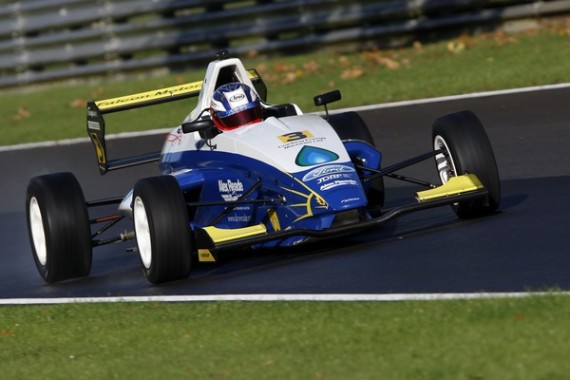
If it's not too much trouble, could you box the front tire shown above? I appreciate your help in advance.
[26,172,92,283]
[133,176,193,284]
[432,111,501,218]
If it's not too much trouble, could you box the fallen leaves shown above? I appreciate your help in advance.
[257,48,412,86]
[362,50,401,69]
[69,98,87,108]
[11,106,31,123]
[340,66,365,79]
[251,28,529,89]
[446,31,519,55]
[69,87,106,109]
[447,40,466,54]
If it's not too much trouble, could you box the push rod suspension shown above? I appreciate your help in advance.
[385,173,437,188]
[362,149,443,183]
[91,214,124,239]
[86,197,124,207]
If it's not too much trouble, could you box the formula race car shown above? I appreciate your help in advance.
[26,51,500,284]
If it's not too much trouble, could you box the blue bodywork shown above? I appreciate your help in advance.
[160,139,382,248]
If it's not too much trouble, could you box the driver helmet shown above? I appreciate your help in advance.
[210,82,262,131]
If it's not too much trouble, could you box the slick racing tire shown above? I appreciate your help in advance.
[328,111,385,209]
[432,110,501,218]
[133,175,192,284]
[26,172,92,283]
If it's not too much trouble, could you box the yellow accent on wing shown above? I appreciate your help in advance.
[95,80,204,111]
[416,174,484,202]
[203,224,267,244]
[197,249,217,263]
[89,132,106,165]
[94,69,260,112]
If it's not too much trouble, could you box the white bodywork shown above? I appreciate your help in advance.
[162,56,349,174]
[162,114,351,175]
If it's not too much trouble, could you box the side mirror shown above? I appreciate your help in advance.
[313,90,341,107]
[181,118,214,134]
[313,90,341,120]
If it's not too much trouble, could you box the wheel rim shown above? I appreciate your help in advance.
[29,196,48,266]
[133,196,152,269]
[434,135,457,184]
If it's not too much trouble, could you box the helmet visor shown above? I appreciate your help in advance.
[216,105,262,130]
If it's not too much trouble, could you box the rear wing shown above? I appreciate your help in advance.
[87,68,266,174]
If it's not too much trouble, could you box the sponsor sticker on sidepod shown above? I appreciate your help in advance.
[302,164,355,182]
[218,179,244,201]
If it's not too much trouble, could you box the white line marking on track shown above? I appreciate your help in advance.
[338,82,570,113]
[2,82,569,153]
[1,292,569,305]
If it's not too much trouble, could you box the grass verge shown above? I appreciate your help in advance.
[1,295,570,379]
[1,28,569,146]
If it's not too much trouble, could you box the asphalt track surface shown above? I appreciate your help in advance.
[1,86,569,300]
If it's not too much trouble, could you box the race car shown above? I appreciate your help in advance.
[26,51,501,284]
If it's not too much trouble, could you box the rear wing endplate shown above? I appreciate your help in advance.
[87,69,266,174]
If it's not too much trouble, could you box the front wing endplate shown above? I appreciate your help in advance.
[416,174,484,202]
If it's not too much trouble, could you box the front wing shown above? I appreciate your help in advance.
[194,174,488,253]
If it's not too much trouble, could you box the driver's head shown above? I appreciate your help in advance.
[210,82,262,131]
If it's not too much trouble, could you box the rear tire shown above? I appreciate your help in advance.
[432,111,501,218]
[133,176,193,284]
[328,111,384,209]
[26,172,92,283]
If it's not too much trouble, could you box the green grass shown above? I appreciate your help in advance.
[2,295,570,379]
[1,29,569,146]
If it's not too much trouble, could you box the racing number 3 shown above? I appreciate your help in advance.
[278,130,314,143]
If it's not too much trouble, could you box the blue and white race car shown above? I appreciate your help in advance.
[26,52,501,284]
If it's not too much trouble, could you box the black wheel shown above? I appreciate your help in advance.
[432,110,501,218]
[133,176,193,284]
[328,111,385,209]
[26,172,92,283]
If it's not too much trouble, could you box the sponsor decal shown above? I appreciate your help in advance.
[278,130,314,143]
[218,179,244,201]
[227,205,251,223]
[230,93,245,102]
[295,146,339,167]
[227,215,251,222]
[277,130,326,150]
[87,121,101,131]
[341,197,361,204]
[302,164,355,182]
[317,174,342,183]
[96,81,202,109]
[319,179,357,191]
[87,108,98,118]
[166,130,182,146]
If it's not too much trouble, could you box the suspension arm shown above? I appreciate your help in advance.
[362,149,443,183]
